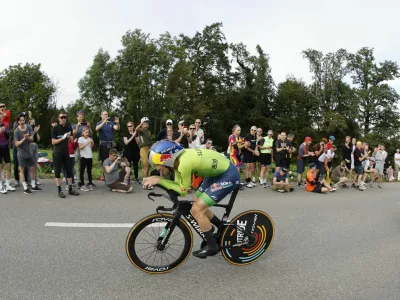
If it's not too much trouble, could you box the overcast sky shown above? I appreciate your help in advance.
[1,0,400,107]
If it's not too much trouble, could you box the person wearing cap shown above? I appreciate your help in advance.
[331,161,350,188]
[326,136,335,151]
[296,137,315,187]
[394,149,400,180]
[258,129,274,187]
[96,111,120,174]
[157,119,175,141]
[243,126,259,188]
[135,117,152,185]
[72,110,93,183]
[305,163,336,193]
[362,157,377,187]
[175,120,192,149]
[351,141,369,190]
[271,167,293,193]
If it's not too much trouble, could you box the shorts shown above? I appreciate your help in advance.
[296,159,305,174]
[195,163,240,206]
[375,162,384,175]
[140,147,149,167]
[18,156,34,168]
[106,169,131,191]
[53,153,71,178]
[355,165,363,175]
[275,156,287,168]
[312,183,322,193]
[0,147,11,163]
[255,154,261,163]
[260,153,272,167]
[243,152,256,164]
[230,154,242,168]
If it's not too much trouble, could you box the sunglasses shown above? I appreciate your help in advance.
[0,105,5,108]
[179,123,186,126]
[195,122,201,124]
[166,123,172,125]
[127,125,133,127]
[189,128,195,130]
[59,116,67,119]
[207,142,212,145]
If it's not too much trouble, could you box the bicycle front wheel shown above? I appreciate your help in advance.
[220,210,274,266]
[126,213,193,274]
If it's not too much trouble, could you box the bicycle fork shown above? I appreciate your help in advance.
[155,213,181,251]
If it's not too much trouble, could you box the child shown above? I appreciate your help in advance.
[78,127,94,191]
[387,166,395,181]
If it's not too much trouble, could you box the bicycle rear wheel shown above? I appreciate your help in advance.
[220,210,274,265]
[126,213,193,274]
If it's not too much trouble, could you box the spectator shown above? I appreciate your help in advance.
[78,127,95,191]
[275,132,289,171]
[312,138,326,166]
[342,136,352,170]
[200,139,216,150]
[14,113,42,194]
[27,113,41,186]
[325,144,337,186]
[188,124,201,148]
[305,163,336,193]
[373,144,387,189]
[271,167,293,193]
[51,112,79,198]
[350,137,357,176]
[286,133,296,167]
[135,117,152,185]
[352,141,368,191]
[243,126,259,188]
[103,148,133,193]
[194,119,205,144]
[175,120,191,149]
[394,149,400,180]
[362,157,377,187]
[12,114,28,187]
[0,115,15,193]
[123,121,141,185]
[96,111,120,180]
[62,138,77,189]
[258,129,274,188]
[157,119,174,141]
[387,166,395,182]
[228,125,245,172]
[326,136,335,151]
[296,137,315,187]
[72,111,93,183]
[331,161,350,188]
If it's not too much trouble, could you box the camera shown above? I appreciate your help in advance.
[107,117,114,122]
[80,122,87,126]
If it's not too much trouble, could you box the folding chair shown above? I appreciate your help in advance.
[37,152,53,175]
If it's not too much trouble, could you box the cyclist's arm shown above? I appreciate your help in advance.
[159,166,191,197]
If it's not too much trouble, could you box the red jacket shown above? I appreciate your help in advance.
[68,139,77,155]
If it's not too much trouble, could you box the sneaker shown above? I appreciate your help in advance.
[264,183,270,188]
[252,177,256,183]
[289,187,295,192]
[278,189,285,193]
[251,182,257,187]
[80,185,89,192]
[6,185,15,192]
[0,187,7,194]
[351,183,357,188]
[358,185,366,191]
[31,186,42,192]
[69,189,80,196]
[24,188,33,195]
[360,181,366,186]
[88,184,94,191]
[59,191,66,198]
[342,184,348,188]
[246,182,253,188]
[135,179,142,185]
[329,187,337,192]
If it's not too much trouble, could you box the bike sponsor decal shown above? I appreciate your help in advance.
[211,159,218,169]
[210,183,222,192]
[251,214,258,234]
[211,195,218,201]
[236,220,247,244]
[195,149,203,156]
[159,154,172,162]
[184,214,205,239]
[145,266,169,272]
[152,217,172,222]
[220,181,233,189]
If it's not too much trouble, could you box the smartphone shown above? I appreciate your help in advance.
[80,122,87,126]
[107,117,113,122]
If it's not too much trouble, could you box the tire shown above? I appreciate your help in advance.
[126,213,193,274]
[220,210,274,266]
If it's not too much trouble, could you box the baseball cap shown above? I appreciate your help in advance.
[281,168,288,173]
[178,120,186,125]
[166,119,173,124]
[329,136,335,141]
[304,137,312,143]
[141,117,149,123]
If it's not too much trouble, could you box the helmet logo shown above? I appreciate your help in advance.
[160,154,172,162]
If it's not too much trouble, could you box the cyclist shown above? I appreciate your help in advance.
[143,140,240,258]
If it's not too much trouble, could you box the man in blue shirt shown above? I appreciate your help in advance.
[96,111,120,180]
[271,167,294,193]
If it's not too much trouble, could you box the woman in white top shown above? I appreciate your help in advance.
[78,127,94,191]
[394,149,400,180]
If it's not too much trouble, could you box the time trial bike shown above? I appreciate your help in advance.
[126,183,274,274]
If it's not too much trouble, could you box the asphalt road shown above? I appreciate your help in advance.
[0,180,399,300]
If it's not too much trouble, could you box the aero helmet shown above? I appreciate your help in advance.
[149,140,184,168]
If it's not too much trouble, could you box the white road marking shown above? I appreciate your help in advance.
[45,222,135,228]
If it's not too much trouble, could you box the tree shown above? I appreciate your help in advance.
[348,47,400,135]
[0,63,58,146]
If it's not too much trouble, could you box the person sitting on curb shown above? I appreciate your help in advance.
[305,163,337,193]
[103,149,133,193]
[331,161,350,188]
[271,167,294,193]
[362,157,378,187]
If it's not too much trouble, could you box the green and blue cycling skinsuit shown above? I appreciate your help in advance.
[159,148,240,206]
